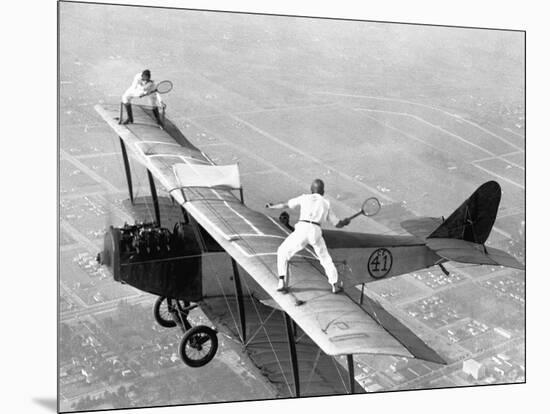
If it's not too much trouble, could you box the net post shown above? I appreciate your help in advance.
[118,102,123,124]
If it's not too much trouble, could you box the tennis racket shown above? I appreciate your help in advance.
[345,197,381,221]
[143,80,173,96]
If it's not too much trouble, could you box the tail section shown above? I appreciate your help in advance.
[425,181,524,270]
[428,180,501,243]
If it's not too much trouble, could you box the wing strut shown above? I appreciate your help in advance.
[119,137,134,204]
[147,170,161,226]
[231,259,247,343]
[347,355,356,394]
[284,312,300,397]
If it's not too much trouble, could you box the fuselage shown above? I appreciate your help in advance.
[324,230,441,285]
[100,217,442,302]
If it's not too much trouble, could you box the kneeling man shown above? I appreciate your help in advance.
[266,179,350,294]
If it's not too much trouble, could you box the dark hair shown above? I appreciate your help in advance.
[142,69,151,78]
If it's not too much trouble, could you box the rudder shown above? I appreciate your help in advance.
[428,181,501,244]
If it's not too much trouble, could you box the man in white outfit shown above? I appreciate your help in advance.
[266,179,350,294]
[121,69,163,126]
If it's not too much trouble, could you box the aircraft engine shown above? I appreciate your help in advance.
[97,221,202,300]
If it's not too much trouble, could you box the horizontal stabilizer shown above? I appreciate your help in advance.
[401,217,444,240]
[426,238,524,270]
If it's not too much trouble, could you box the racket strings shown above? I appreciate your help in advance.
[361,197,381,216]
[155,80,173,94]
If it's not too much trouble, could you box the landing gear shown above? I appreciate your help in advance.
[152,296,218,367]
[153,297,177,328]
[179,326,218,368]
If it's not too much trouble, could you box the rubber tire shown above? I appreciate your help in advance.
[179,325,218,368]
[153,297,177,328]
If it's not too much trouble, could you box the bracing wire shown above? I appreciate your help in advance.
[243,307,278,346]
[303,348,322,395]
[237,261,294,395]
[191,217,242,337]
[330,355,349,393]
[183,185,295,395]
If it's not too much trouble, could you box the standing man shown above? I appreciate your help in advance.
[121,69,163,126]
[266,179,350,294]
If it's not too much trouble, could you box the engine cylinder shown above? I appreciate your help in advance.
[99,222,202,300]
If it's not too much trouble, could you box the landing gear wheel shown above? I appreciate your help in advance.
[153,297,177,328]
[179,325,218,368]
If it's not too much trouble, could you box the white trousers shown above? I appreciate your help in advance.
[277,222,338,285]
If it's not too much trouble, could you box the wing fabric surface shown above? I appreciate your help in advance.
[95,104,433,359]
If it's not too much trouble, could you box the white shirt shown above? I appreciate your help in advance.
[287,193,340,225]
[124,73,163,106]
[130,73,156,95]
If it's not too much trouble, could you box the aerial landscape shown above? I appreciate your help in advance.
[58,2,525,412]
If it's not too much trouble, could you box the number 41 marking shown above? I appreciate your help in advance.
[367,248,393,278]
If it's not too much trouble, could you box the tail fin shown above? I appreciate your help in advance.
[426,181,524,270]
[428,181,501,243]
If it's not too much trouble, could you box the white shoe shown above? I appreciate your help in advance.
[331,282,343,294]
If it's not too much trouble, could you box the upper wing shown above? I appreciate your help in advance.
[95,104,440,360]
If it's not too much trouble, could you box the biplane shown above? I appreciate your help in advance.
[95,103,524,395]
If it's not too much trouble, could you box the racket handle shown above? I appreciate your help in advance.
[346,211,362,221]
[143,89,157,97]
